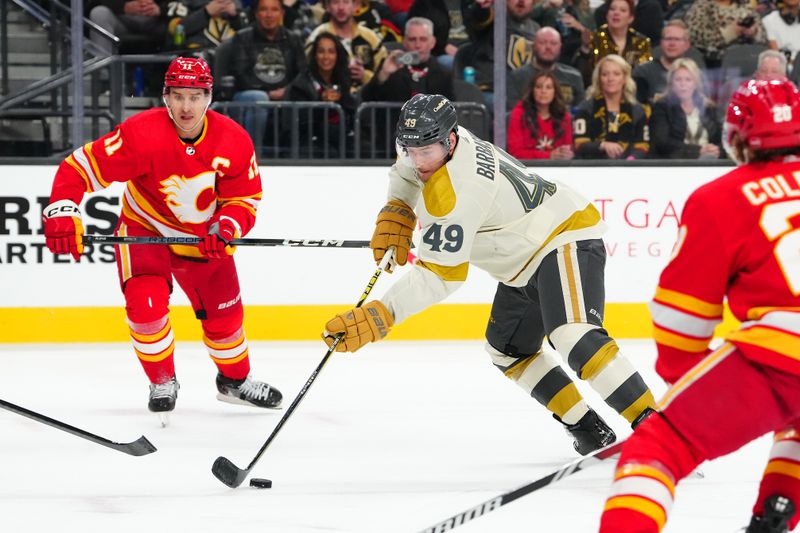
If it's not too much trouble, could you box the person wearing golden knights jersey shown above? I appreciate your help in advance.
[322,93,657,455]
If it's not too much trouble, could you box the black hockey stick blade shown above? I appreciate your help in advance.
[417,440,624,533]
[211,249,394,488]
[83,235,370,248]
[0,398,156,456]
[211,456,249,488]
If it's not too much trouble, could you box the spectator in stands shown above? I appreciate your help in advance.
[762,0,800,63]
[649,58,722,159]
[532,0,596,65]
[228,0,306,154]
[507,70,575,159]
[322,0,402,42]
[283,0,317,40]
[685,0,765,68]
[755,48,789,78]
[163,0,248,51]
[594,0,663,45]
[386,0,414,29]
[88,0,168,55]
[714,48,787,118]
[575,0,652,87]
[361,17,454,101]
[305,0,388,94]
[573,53,649,159]
[507,27,586,111]
[461,0,541,108]
[633,20,693,105]
[407,0,470,71]
[287,32,356,155]
[352,0,403,44]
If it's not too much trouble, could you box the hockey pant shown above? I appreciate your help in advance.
[116,224,251,384]
[599,343,800,532]
[485,239,655,425]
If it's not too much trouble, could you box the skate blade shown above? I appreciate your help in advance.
[215,393,282,410]
[157,412,170,428]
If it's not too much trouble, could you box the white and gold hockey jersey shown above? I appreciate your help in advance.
[381,126,607,324]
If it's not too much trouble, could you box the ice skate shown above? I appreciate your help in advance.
[148,376,179,427]
[554,409,617,456]
[631,407,656,429]
[216,373,282,409]
[746,495,796,533]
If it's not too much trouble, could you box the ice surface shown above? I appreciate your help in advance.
[0,340,771,532]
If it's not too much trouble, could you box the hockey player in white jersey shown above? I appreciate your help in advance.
[323,94,656,454]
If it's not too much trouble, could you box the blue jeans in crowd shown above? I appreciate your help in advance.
[232,90,269,156]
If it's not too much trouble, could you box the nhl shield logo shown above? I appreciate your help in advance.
[186,146,196,155]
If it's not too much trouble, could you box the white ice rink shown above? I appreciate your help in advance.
[0,340,773,533]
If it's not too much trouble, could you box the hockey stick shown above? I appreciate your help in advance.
[417,440,625,533]
[211,247,396,488]
[0,398,156,456]
[83,235,370,248]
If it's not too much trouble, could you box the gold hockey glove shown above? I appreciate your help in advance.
[371,199,416,269]
[323,300,394,353]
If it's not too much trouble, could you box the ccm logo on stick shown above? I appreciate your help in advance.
[281,239,344,247]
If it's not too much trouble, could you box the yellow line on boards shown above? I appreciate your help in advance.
[0,304,741,343]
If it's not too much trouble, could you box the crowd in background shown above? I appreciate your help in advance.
[83,0,800,159]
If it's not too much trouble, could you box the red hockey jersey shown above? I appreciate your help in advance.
[650,159,800,382]
[50,108,261,258]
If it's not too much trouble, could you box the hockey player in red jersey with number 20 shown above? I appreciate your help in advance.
[599,79,800,533]
[42,57,282,423]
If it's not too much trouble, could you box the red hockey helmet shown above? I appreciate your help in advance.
[724,79,800,159]
[163,57,214,93]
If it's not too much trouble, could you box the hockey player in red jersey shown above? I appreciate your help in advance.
[42,57,282,421]
[598,79,800,532]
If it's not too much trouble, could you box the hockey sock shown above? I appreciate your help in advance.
[599,413,702,533]
[752,427,800,529]
[487,344,588,424]
[125,276,175,384]
[204,319,250,380]
[552,325,656,424]
[129,316,176,384]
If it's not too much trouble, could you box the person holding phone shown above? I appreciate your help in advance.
[685,0,765,68]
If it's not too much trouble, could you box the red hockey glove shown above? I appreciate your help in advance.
[322,300,394,353]
[43,199,84,260]
[199,217,238,259]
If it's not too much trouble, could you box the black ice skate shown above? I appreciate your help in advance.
[148,376,179,427]
[631,407,657,429]
[746,495,797,533]
[216,373,283,409]
[554,409,617,456]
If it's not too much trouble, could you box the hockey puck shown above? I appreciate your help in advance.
[250,478,272,489]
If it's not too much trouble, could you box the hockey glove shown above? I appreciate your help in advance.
[323,300,394,353]
[199,217,238,259]
[43,199,84,260]
[371,199,416,270]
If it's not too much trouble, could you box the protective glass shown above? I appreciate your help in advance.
[721,122,742,164]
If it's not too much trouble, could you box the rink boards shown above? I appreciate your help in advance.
[0,164,740,342]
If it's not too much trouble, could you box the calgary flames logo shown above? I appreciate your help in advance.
[159,171,217,224]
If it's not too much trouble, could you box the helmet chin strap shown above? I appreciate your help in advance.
[164,96,212,134]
